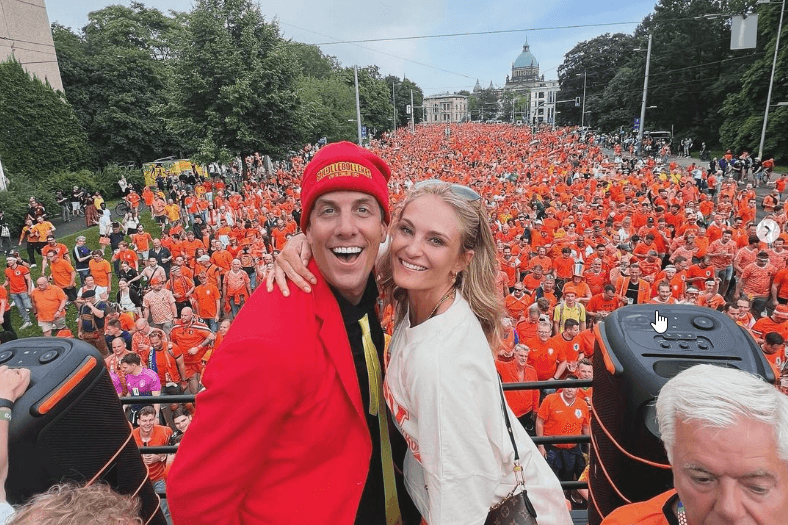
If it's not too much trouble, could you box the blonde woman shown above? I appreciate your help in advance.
[273,181,570,525]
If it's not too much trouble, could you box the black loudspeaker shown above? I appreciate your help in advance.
[1,338,166,525]
[588,305,774,525]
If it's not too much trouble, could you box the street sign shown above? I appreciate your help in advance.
[406,105,412,115]
[633,117,640,131]
[361,126,367,139]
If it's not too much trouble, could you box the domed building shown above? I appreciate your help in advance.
[510,39,540,85]
[501,39,560,125]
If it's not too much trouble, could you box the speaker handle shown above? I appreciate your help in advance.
[594,322,624,376]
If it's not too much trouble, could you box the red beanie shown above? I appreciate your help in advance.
[300,141,391,231]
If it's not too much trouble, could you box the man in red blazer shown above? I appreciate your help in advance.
[168,142,400,525]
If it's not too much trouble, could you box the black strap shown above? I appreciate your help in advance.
[0,398,14,411]
[497,378,519,462]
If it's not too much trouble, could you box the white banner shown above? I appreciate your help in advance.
[731,14,758,50]
[0,157,7,192]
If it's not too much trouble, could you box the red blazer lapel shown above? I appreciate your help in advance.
[309,260,367,424]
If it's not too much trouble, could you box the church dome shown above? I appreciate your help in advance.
[513,42,538,68]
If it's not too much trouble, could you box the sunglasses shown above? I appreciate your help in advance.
[413,180,480,201]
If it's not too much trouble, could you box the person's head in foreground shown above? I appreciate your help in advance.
[299,141,391,304]
[655,364,788,525]
[377,180,504,349]
[8,481,142,525]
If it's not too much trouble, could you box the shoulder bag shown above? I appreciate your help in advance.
[484,381,539,525]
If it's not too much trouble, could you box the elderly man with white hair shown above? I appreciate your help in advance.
[602,364,788,524]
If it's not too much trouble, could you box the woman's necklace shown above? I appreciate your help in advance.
[427,287,457,320]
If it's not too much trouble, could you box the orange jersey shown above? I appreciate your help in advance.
[88,259,112,287]
[537,392,590,449]
[169,320,214,364]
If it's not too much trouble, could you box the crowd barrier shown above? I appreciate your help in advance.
[124,378,594,497]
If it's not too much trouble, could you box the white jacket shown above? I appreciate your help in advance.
[384,294,572,525]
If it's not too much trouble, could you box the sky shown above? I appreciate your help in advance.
[46,0,659,96]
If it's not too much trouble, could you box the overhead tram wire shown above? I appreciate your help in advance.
[280,21,480,81]
[311,14,747,46]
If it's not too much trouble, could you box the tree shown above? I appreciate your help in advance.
[53,4,183,166]
[557,33,636,126]
[634,0,744,143]
[296,74,357,144]
[286,42,340,79]
[469,88,500,121]
[164,0,306,162]
[720,1,788,160]
[385,76,425,129]
[0,58,89,181]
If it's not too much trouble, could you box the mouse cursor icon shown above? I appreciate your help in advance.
[651,311,668,334]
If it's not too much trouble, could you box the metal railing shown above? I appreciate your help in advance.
[122,378,593,498]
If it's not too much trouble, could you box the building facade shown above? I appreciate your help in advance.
[423,93,469,124]
[527,79,561,125]
[0,0,63,91]
[504,39,540,92]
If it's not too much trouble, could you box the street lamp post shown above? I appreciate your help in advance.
[392,81,401,136]
[578,71,587,128]
[757,0,786,160]
[354,65,362,146]
[636,34,653,156]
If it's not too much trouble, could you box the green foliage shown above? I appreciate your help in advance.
[165,0,307,162]
[296,75,358,143]
[52,3,183,167]
[469,88,500,120]
[286,42,340,79]
[719,1,788,160]
[385,76,425,128]
[0,58,89,181]
[557,33,636,127]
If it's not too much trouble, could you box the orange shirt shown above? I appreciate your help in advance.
[751,317,788,340]
[496,360,540,417]
[5,265,30,294]
[194,284,221,319]
[586,294,621,315]
[115,249,138,269]
[600,490,676,525]
[525,337,565,381]
[504,293,531,320]
[553,256,575,280]
[548,333,582,365]
[210,250,233,271]
[516,318,539,342]
[169,320,214,364]
[132,425,173,481]
[89,259,112,287]
[0,287,10,311]
[49,258,75,289]
[131,232,153,252]
[537,392,590,449]
[30,285,66,322]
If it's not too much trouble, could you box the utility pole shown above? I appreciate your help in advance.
[410,89,415,133]
[354,65,362,146]
[392,81,400,136]
[581,71,587,128]
[758,0,786,159]
[636,33,653,156]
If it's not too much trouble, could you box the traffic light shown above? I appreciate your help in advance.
[575,97,581,107]
[406,105,412,115]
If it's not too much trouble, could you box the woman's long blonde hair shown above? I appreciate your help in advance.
[377,182,505,353]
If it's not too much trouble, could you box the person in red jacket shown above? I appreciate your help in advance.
[168,142,407,525]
